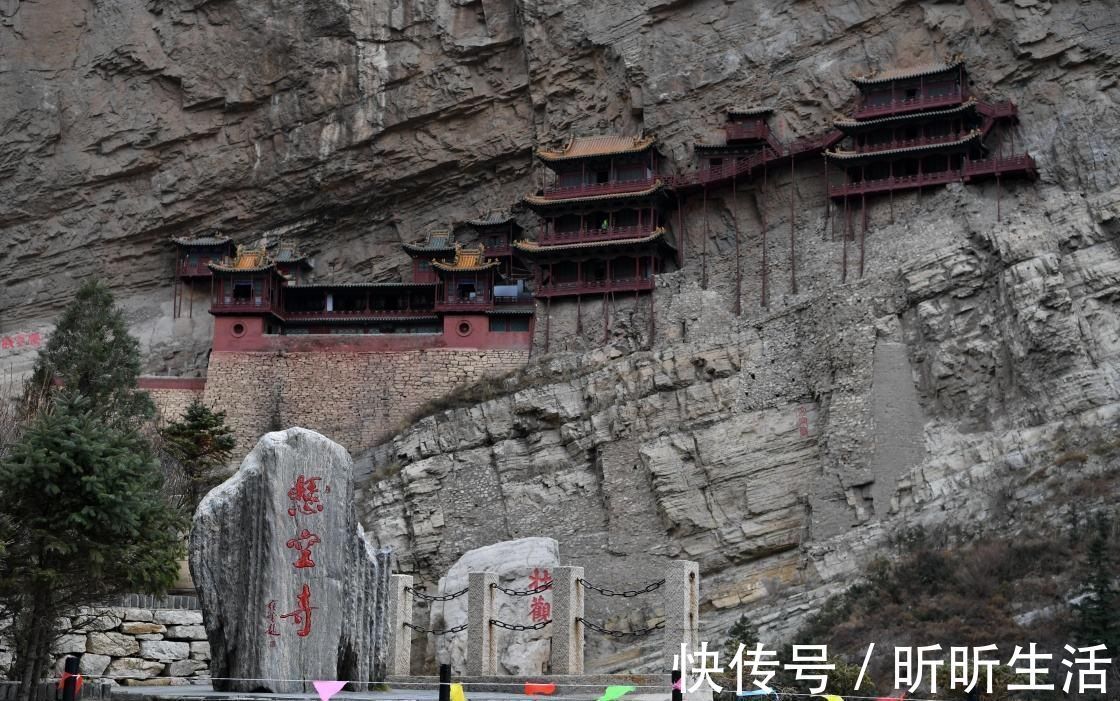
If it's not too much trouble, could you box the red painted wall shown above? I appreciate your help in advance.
[211,314,531,353]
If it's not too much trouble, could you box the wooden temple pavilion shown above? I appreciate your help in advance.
[825,59,1036,201]
[517,135,676,299]
[171,235,232,318]
[456,213,525,280]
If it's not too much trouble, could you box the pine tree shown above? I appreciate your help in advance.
[1073,513,1119,652]
[23,278,155,426]
[0,393,184,701]
[161,399,236,509]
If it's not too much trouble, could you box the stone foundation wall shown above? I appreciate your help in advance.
[204,349,529,456]
[0,607,210,686]
[140,378,207,424]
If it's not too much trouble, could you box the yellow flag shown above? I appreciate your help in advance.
[450,683,467,701]
[815,695,844,701]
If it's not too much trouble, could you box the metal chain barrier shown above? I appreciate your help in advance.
[403,622,468,635]
[489,619,552,631]
[578,578,665,597]
[406,586,468,602]
[490,582,553,597]
[577,617,665,639]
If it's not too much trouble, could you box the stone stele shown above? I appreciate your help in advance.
[429,537,560,675]
[189,428,391,692]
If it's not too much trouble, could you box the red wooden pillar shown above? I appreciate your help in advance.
[702,186,709,289]
[733,171,742,317]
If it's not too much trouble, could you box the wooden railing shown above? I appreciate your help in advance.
[669,130,845,192]
[539,224,657,245]
[828,153,1036,198]
[535,278,654,297]
[852,132,968,153]
[178,262,214,277]
[284,308,436,319]
[211,299,275,314]
[540,178,658,200]
[854,91,965,119]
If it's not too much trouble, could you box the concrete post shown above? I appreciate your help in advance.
[549,565,584,675]
[466,572,497,675]
[663,560,700,684]
[387,574,413,676]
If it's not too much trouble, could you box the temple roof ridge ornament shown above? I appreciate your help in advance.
[727,106,773,117]
[430,243,501,272]
[850,55,965,85]
[463,211,515,227]
[171,234,232,247]
[522,180,665,206]
[208,243,275,272]
[535,134,656,162]
[824,128,983,161]
[403,229,457,253]
[834,98,978,128]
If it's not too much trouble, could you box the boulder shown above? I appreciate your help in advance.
[51,634,86,654]
[153,610,202,626]
[164,625,206,640]
[167,659,207,677]
[139,640,190,661]
[121,609,155,622]
[120,622,166,635]
[75,609,122,632]
[189,428,392,693]
[106,657,165,679]
[429,537,559,675]
[78,654,112,676]
[189,641,211,659]
[87,632,139,657]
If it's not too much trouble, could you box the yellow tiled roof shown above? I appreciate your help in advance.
[537,135,656,162]
[430,244,501,272]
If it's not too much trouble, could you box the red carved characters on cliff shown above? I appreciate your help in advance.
[286,529,321,569]
[287,474,326,517]
[280,584,315,637]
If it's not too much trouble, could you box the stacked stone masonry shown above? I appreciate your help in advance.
[146,387,205,424]
[204,350,529,456]
[0,607,210,686]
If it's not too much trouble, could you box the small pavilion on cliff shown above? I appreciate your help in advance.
[824,59,1036,279]
[515,135,677,349]
[172,235,233,318]
[455,213,525,280]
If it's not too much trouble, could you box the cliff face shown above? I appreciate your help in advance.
[5,0,1120,673]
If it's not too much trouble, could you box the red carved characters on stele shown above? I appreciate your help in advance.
[267,473,328,644]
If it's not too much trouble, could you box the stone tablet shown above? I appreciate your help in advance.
[189,428,391,692]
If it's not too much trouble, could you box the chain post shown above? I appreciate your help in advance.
[388,574,413,676]
[466,572,497,676]
[551,565,584,675]
[438,664,451,701]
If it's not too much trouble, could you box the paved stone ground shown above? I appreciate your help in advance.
[109,685,665,701]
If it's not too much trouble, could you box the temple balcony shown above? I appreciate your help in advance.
[850,132,971,153]
[724,122,769,142]
[534,277,654,298]
[540,177,658,200]
[539,224,658,245]
[853,90,965,119]
[828,153,1037,198]
[282,309,436,321]
[211,299,277,314]
[435,296,494,312]
[179,261,215,278]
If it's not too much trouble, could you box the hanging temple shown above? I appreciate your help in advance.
[170,60,1036,355]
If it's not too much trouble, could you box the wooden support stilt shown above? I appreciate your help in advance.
[649,266,656,347]
[824,157,830,239]
[602,292,608,343]
[790,152,797,295]
[188,280,193,318]
[576,294,583,334]
[860,194,867,278]
[545,296,551,353]
[702,186,709,289]
[842,197,849,283]
[761,161,769,309]
[996,172,1002,223]
[733,173,742,316]
[676,196,685,267]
